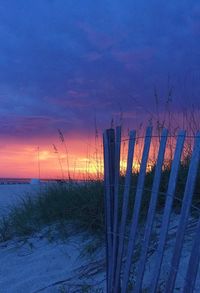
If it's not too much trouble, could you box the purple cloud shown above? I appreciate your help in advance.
[0,0,199,141]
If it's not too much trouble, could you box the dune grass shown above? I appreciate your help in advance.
[0,159,199,243]
[0,181,104,242]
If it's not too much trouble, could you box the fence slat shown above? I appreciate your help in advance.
[150,130,186,293]
[121,126,152,293]
[133,128,168,293]
[107,129,115,236]
[165,132,200,293]
[183,215,200,293]
[103,127,200,293]
[113,130,136,293]
[111,126,121,291]
[103,130,115,293]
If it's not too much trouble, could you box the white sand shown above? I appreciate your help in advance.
[0,231,105,293]
[0,185,199,292]
[0,184,105,293]
[141,214,200,292]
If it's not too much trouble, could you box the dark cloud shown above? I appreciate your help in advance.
[0,0,200,138]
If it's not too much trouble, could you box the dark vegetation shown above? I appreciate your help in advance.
[0,181,104,242]
[1,156,200,243]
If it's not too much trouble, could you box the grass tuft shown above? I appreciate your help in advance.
[0,181,104,242]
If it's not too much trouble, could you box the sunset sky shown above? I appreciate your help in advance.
[0,0,200,178]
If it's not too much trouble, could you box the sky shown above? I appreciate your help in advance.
[0,0,200,178]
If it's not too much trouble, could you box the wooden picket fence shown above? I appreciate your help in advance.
[103,126,200,292]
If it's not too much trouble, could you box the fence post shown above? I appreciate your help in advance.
[104,127,200,293]
[150,130,185,292]
[134,128,168,293]
[107,128,115,235]
[183,213,200,293]
[114,130,136,293]
[111,126,121,291]
[103,128,115,292]
[165,132,200,293]
[121,126,152,293]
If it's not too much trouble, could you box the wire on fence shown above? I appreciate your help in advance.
[103,127,200,293]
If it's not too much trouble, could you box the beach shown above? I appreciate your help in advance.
[0,183,105,293]
[1,184,200,292]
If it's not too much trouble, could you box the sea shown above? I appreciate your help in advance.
[0,178,63,185]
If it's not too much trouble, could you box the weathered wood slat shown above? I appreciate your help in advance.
[107,129,116,237]
[165,132,200,293]
[133,128,168,293]
[103,130,114,293]
[150,130,186,293]
[103,127,200,293]
[183,216,200,293]
[111,126,121,291]
[121,126,152,293]
[113,130,136,293]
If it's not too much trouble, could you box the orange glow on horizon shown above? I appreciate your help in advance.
[0,136,104,180]
[0,133,188,179]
